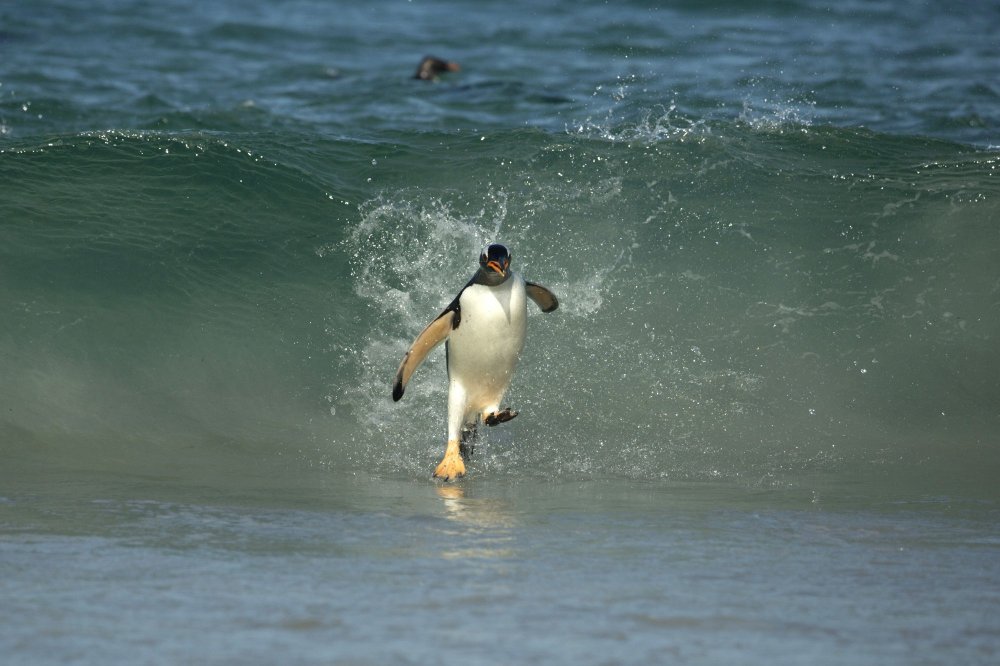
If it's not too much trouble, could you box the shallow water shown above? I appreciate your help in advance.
[3,468,999,665]
[2,0,999,663]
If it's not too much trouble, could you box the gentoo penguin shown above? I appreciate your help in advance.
[393,244,559,480]
[414,55,461,81]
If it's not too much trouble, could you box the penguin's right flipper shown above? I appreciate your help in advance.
[392,309,456,401]
[525,282,559,313]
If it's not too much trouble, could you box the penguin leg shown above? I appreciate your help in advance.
[484,408,518,426]
[435,381,468,481]
[459,422,478,460]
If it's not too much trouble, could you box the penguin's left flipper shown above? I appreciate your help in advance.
[484,408,518,426]
[392,309,457,401]
[525,282,559,313]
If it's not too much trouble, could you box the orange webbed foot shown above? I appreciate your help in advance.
[433,440,466,481]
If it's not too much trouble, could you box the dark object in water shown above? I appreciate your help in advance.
[414,56,461,81]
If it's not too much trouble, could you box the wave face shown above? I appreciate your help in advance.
[1,0,998,494]
[3,123,997,491]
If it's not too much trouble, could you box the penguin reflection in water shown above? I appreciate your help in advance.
[393,244,559,481]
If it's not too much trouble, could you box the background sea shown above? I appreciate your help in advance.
[2,0,999,663]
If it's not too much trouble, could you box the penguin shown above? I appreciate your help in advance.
[392,244,559,481]
[414,55,461,81]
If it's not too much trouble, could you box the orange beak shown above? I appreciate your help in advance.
[486,259,506,274]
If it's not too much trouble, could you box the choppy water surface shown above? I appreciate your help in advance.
[2,0,999,663]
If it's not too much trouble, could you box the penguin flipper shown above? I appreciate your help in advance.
[525,281,559,313]
[392,309,456,401]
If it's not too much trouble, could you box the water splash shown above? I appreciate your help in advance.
[573,100,711,144]
[571,76,711,144]
[737,93,816,133]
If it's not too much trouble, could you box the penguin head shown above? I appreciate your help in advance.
[414,56,461,81]
[477,243,512,285]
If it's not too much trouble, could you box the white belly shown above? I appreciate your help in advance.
[447,275,527,415]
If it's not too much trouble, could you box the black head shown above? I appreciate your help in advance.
[414,56,461,81]
[476,243,512,284]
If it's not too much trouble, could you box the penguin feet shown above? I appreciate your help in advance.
[484,408,518,427]
[434,440,466,482]
[459,424,478,461]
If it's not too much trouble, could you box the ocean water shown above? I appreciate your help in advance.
[2,0,999,663]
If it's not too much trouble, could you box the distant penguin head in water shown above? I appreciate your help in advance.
[414,56,461,81]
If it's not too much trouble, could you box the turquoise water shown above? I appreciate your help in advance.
[2,0,999,663]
